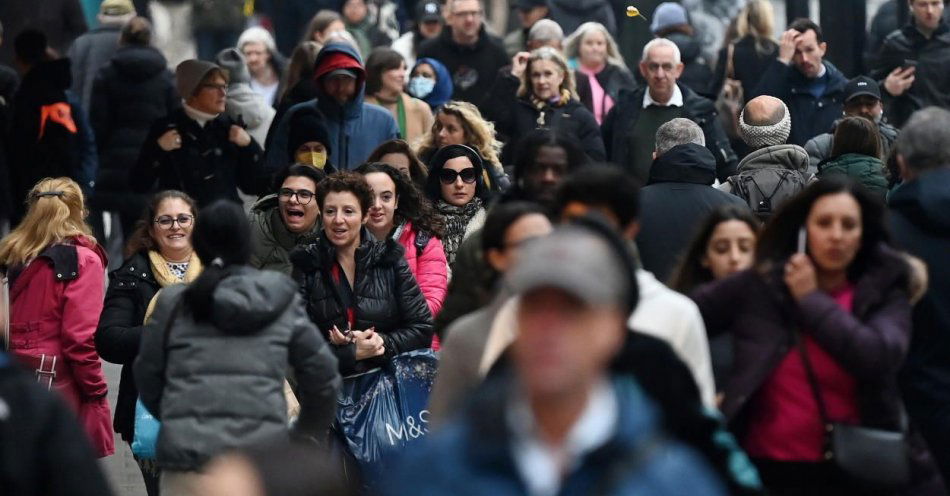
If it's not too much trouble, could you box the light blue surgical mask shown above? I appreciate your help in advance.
[408,76,436,99]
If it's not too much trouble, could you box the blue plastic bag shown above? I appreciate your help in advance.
[334,349,438,488]
[131,398,160,459]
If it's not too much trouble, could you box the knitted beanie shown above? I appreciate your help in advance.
[739,101,792,149]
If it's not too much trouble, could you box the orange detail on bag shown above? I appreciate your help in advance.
[38,103,78,140]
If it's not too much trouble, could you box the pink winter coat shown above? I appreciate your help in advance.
[8,236,114,458]
[396,222,448,317]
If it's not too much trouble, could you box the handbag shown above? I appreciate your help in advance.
[715,43,744,140]
[131,297,182,460]
[797,336,910,488]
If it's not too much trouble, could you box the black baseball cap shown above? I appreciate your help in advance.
[416,0,442,23]
[516,0,548,10]
[844,76,881,103]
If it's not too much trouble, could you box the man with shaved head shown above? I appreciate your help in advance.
[720,95,810,218]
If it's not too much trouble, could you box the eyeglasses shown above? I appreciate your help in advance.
[438,168,477,185]
[278,188,315,205]
[453,9,482,18]
[199,83,228,94]
[154,214,194,229]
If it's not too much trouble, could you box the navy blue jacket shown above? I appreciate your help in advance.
[750,59,848,146]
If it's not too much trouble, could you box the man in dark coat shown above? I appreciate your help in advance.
[90,17,177,239]
[892,107,950,486]
[751,18,847,147]
[636,120,748,282]
[0,0,87,66]
[132,59,264,206]
[870,0,950,128]
[67,0,136,110]
[416,0,509,108]
[602,38,737,185]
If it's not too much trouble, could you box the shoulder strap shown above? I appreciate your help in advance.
[726,43,736,80]
[414,230,431,255]
[797,335,833,427]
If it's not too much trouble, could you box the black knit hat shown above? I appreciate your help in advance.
[287,108,332,158]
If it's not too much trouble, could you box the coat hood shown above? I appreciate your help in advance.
[665,32,702,62]
[889,168,950,235]
[111,46,168,81]
[738,144,810,172]
[312,43,366,120]
[224,82,275,129]
[415,57,453,108]
[210,266,298,335]
[648,143,716,185]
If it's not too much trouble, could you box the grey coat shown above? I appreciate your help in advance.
[249,194,320,275]
[67,24,122,110]
[134,267,341,471]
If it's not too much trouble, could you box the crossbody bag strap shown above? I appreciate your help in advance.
[796,333,835,457]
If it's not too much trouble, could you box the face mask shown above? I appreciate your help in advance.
[408,77,436,99]
[296,150,327,169]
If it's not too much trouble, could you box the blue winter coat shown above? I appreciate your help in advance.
[265,43,398,172]
[384,375,727,496]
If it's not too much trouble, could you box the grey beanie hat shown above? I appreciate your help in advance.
[216,48,250,84]
[175,59,228,98]
[739,101,792,149]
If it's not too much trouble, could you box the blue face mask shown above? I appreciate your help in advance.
[408,76,436,99]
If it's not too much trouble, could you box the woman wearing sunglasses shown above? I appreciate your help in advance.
[424,144,490,266]
[249,164,326,275]
[95,189,201,495]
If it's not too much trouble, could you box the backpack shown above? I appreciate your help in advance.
[727,168,808,220]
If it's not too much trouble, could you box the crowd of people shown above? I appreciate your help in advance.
[2,0,950,495]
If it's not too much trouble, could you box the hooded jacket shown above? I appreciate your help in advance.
[817,153,888,198]
[249,194,321,275]
[90,45,177,203]
[736,143,810,174]
[750,59,848,146]
[871,22,950,128]
[265,43,399,172]
[416,25,509,108]
[134,268,341,471]
[291,228,434,376]
[891,168,950,486]
[637,143,749,282]
[547,0,616,38]
[602,83,738,184]
[414,57,453,110]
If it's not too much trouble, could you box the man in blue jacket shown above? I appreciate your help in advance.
[265,43,398,172]
[751,18,847,147]
[386,222,727,496]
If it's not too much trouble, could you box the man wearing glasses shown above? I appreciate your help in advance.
[132,59,266,206]
[417,0,508,108]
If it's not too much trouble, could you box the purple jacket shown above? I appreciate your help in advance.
[691,244,911,431]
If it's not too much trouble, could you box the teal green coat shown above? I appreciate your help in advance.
[818,153,888,197]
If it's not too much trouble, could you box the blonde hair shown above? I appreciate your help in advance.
[564,22,629,72]
[0,177,95,267]
[517,47,577,100]
[417,101,503,170]
[736,0,776,53]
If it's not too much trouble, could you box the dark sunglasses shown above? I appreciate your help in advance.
[438,167,477,185]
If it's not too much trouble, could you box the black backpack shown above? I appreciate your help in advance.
[727,168,808,220]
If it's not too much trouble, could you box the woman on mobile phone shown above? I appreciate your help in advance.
[690,177,940,494]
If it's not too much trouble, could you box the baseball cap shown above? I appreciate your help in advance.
[100,0,134,16]
[844,76,881,103]
[506,226,630,309]
[326,68,357,79]
[516,0,548,10]
[416,0,443,23]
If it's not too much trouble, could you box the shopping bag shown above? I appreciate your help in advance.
[334,349,438,487]
[131,398,160,459]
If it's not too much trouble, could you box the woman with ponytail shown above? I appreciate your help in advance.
[0,177,114,458]
[134,200,341,493]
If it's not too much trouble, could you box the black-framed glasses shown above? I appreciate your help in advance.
[438,168,477,185]
[154,214,194,229]
[199,83,228,94]
[278,188,315,205]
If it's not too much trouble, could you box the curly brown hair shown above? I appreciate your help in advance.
[355,162,446,238]
[316,171,374,217]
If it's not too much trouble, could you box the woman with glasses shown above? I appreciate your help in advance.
[95,190,200,495]
[0,178,114,460]
[424,144,489,266]
[249,164,326,275]
[291,172,433,375]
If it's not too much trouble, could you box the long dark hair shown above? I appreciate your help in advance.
[830,116,882,160]
[668,205,761,293]
[185,200,253,322]
[755,176,889,281]
[355,162,446,238]
[125,190,198,258]
[366,139,428,189]
[424,144,490,204]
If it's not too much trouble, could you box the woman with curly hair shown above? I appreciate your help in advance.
[416,101,509,192]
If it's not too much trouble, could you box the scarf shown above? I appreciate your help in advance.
[436,198,483,265]
[530,89,572,127]
[147,250,203,287]
[578,65,614,125]
[182,102,218,128]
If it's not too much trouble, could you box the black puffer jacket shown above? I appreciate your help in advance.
[90,45,177,209]
[870,21,950,128]
[291,229,433,376]
[486,72,606,165]
[95,252,160,442]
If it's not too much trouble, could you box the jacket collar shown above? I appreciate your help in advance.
[647,143,716,185]
[788,60,847,95]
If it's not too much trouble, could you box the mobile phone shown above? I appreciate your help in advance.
[797,226,807,254]
[903,59,918,69]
